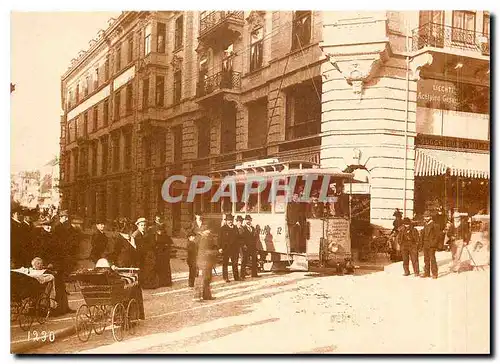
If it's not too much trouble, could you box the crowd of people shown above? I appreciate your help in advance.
[11,206,78,316]
[391,207,487,279]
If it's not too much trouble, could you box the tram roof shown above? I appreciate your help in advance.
[206,161,354,183]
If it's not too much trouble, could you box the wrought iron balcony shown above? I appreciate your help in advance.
[196,70,242,98]
[412,22,490,56]
[199,11,244,37]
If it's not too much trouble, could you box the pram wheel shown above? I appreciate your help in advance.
[91,306,107,335]
[76,304,92,342]
[126,299,139,335]
[111,303,125,342]
[36,293,51,324]
[19,298,35,331]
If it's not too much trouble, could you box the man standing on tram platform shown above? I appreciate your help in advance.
[219,214,240,282]
[286,192,307,253]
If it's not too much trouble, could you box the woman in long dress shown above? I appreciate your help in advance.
[132,218,159,289]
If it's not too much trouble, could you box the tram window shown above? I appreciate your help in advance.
[222,197,232,213]
[202,192,211,213]
[273,179,287,214]
[236,182,258,213]
[260,183,272,213]
[194,194,202,214]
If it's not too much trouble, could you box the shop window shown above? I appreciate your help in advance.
[250,27,264,72]
[291,11,312,51]
[175,16,184,50]
[157,22,166,53]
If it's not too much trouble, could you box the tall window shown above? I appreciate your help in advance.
[142,78,150,109]
[114,91,121,120]
[101,137,109,175]
[157,22,166,53]
[91,142,98,176]
[143,137,152,168]
[291,11,312,50]
[103,98,109,126]
[483,13,490,36]
[144,24,152,56]
[83,112,88,137]
[452,11,476,43]
[159,133,166,165]
[155,75,164,107]
[126,83,133,113]
[76,83,80,103]
[127,37,134,63]
[175,16,184,49]
[197,120,210,158]
[124,132,132,170]
[85,75,90,97]
[173,70,182,104]
[285,78,321,140]
[105,57,110,81]
[112,136,120,172]
[250,27,264,71]
[94,67,99,89]
[115,45,122,72]
[92,106,98,131]
[172,126,182,162]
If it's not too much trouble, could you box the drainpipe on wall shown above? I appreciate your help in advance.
[403,24,410,218]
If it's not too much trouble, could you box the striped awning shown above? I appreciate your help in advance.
[415,148,490,179]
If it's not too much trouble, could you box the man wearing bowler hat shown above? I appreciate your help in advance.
[90,218,109,264]
[218,213,240,282]
[420,211,442,279]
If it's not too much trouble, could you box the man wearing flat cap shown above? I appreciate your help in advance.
[420,212,442,279]
[399,217,420,277]
[219,213,240,282]
[90,218,109,265]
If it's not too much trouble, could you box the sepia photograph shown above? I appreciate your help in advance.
[9,7,491,355]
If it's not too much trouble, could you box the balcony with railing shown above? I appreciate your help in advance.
[199,11,244,40]
[412,22,490,57]
[196,70,242,99]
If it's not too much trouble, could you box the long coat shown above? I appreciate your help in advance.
[90,230,109,263]
[149,223,172,286]
[186,221,207,266]
[132,229,158,289]
[219,225,238,254]
[112,233,139,268]
[420,221,442,249]
[52,221,78,274]
[397,226,420,249]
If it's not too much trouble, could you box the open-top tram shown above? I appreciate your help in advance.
[184,159,357,273]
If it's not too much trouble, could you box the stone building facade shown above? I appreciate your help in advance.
[59,10,490,234]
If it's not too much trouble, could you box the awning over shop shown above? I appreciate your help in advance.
[415,148,490,179]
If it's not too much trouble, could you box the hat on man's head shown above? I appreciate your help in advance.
[402,217,412,225]
[244,214,253,221]
[95,217,106,225]
[423,211,432,218]
[135,217,147,225]
[225,213,234,221]
[59,210,69,217]
[393,209,402,217]
[194,210,203,217]
[235,215,244,222]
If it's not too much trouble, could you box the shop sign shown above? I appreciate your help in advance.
[417,78,489,114]
[416,134,490,151]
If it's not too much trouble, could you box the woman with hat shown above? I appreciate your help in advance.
[89,218,109,265]
[132,217,159,289]
[111,218,139,268]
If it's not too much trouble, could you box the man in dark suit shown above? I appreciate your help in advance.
[150,214,173,287]
[398,217,420,277]
[186,212,205,287]
[90,219,108,264]
[219,213,240,282]
[420,211,442,279]
[286,193,307,253]
[243,215,259,278]
[11,207,24,267]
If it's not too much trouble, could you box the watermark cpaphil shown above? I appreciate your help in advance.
[161,173,343,204]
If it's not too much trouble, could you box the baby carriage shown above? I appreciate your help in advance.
[10,271,55,331]
[71,267,141,342]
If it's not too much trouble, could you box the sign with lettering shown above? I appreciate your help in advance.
[416,134,490,152]
[322,218,351,263]
[417,78,489,114]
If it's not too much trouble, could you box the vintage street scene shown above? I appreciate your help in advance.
[10,10,490,354]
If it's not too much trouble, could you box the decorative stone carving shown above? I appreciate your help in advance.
[107,17,116,27]
[246,11,265,31]
[409,53,433,81]
[89,39,96,48]
[324,53,382,101]
[97,29,105,39]
[171,55,183,71]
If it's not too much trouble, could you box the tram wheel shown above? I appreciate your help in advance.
[111,303,125,342]
[75,304,92,342]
